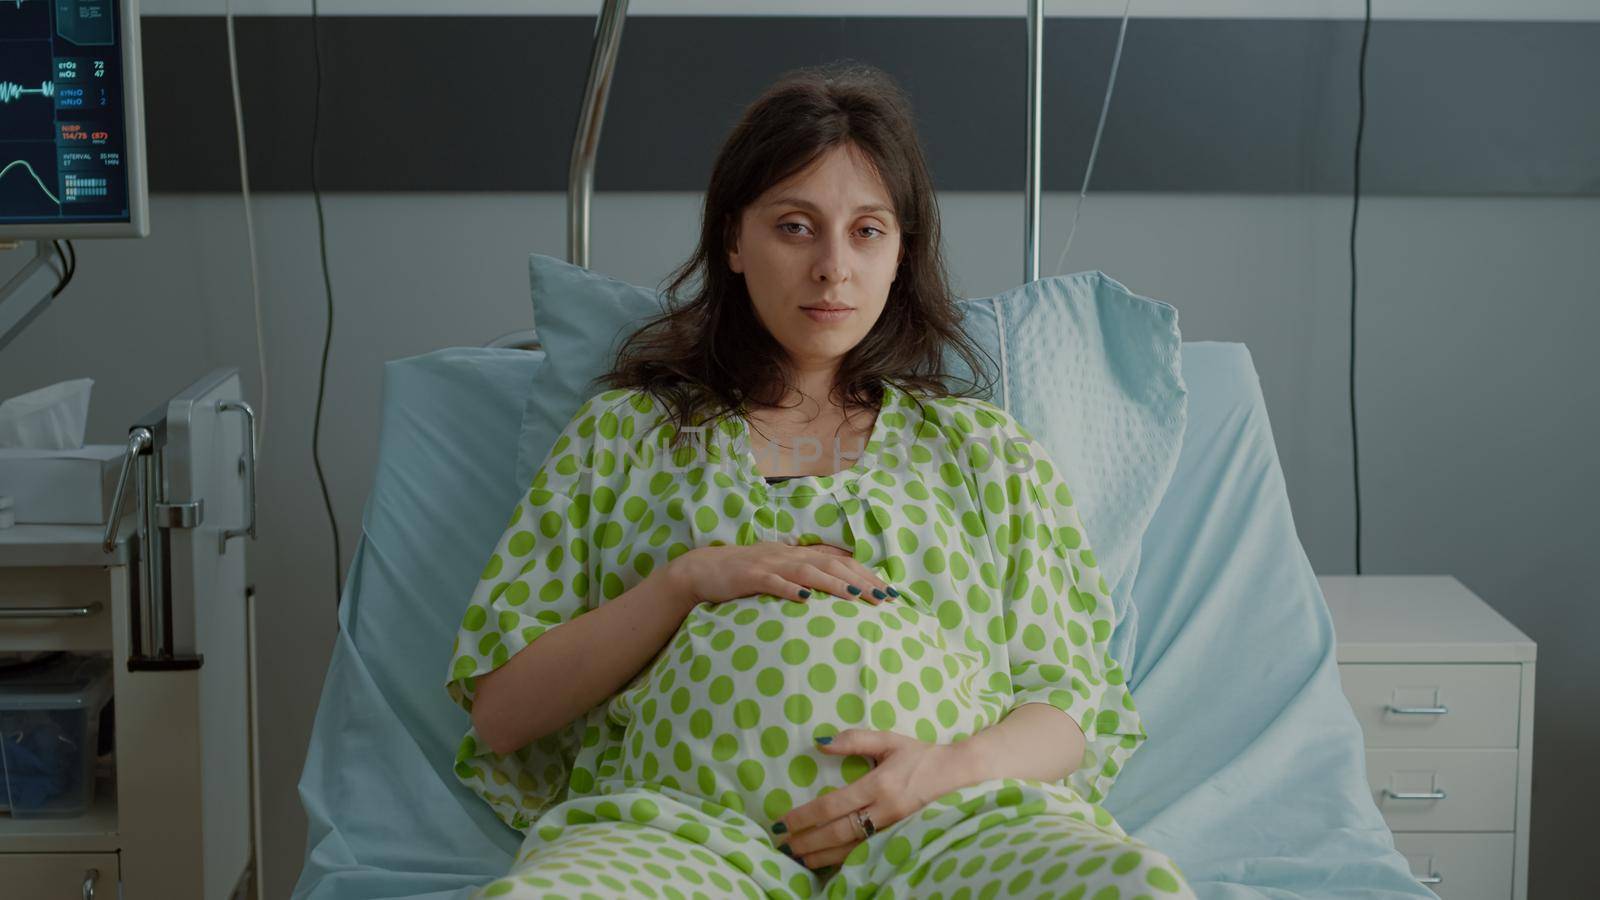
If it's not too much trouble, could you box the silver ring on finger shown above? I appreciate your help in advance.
[850,808,877,840]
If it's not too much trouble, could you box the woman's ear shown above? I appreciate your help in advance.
[725,214,743,274]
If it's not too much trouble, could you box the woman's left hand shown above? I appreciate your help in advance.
[770,729,975,870]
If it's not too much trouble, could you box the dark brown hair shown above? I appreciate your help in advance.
[596,60,996,438]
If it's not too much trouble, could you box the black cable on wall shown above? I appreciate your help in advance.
[308,0,343,608]
[1349,0,1372,575]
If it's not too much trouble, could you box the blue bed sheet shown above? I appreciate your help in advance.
[291,342,1429,899]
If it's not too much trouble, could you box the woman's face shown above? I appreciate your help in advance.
[728,143,903,373]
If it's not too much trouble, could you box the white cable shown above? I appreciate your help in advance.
[225,9,267,897]
[1052,0,1134,277]
[225,0,268,456]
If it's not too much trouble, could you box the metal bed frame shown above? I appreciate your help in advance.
[487,0,1049,351]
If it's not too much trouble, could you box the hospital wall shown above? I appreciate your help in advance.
[1,189,1594,898]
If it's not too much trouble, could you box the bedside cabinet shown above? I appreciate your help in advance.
[1,369,261,899]
[1319,575,1535,900]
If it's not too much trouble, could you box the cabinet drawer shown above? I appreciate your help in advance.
[0,851,119,897]
[1366,748,1517,831]
[1392,832,1513,899]
[0,567,113,652]
[1338,664,1520,748]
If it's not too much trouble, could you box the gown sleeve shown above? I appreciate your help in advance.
[442,393,607,831]
[966,401,1148,806]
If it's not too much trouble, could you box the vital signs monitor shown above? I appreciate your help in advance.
[0,0,149,239]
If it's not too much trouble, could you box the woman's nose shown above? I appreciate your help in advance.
[812,234,850,284]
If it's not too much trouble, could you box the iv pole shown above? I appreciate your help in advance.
[1024,0,1044,284]
[488,0,628,352]
[568,0,630,269]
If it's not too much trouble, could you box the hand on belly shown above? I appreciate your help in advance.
[605,592,986,829]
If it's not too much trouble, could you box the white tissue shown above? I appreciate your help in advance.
[0,378,93,450]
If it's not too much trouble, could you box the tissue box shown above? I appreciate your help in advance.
[0,445,123,525]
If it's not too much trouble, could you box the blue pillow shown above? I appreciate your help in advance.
[515,254,1186,666]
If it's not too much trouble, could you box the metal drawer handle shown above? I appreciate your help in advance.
[83,867,99,900]
[1384,788,1447,800]
[218,400,258,552]
[0,602,104,620]
[1418,871,1442,885]
[1386,704,1448,716]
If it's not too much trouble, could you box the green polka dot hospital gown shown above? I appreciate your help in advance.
[446,384,1196,900]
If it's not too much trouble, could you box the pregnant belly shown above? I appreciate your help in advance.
[604,593,988,829]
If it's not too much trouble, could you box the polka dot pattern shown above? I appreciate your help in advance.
[467,777,1194,900]
[606,591,989,828]
[445,383,1158,892]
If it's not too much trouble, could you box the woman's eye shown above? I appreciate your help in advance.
[778,223,886,238]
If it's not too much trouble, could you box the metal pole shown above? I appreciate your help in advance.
[0,240,60,353]
[1024,0,1044,284]
[568,0,631,268]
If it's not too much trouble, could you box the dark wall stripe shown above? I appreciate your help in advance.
[142,16,1599,196]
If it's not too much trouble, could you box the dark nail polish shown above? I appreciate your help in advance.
[771,821,787,834]
[797,589,810,598]
[871,589,885,599]
[847,584,861,595]
[886,587,900,597]
[815,735,832,745]
[779,845,797,860]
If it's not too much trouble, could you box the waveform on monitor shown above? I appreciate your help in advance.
[0,159,63,206]
[0,80,55,104]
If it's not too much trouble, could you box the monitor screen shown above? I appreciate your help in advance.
[0,0,148,239]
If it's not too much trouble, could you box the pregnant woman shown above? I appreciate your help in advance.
[446,62,1195,900]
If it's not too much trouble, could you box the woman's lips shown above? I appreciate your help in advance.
[801,306,854,323]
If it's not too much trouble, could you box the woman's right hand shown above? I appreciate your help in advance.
[666,542,899,608]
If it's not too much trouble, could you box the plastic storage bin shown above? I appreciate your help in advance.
[0,654,112,818]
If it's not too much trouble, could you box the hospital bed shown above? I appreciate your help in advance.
[292,2,1432,895]
[291,341,1429,899]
